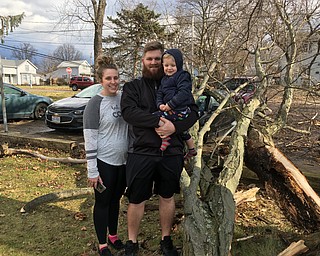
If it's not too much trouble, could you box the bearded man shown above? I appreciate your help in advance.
[121,41,198,256]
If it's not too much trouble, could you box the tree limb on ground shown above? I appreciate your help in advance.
[277,240,309,256]
[245,128,320,232]
[0,144,86,164]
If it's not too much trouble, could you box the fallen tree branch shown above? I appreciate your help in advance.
[277,240,309,256]
[20,187,93,213]
[246,128,320,232]
[234,187,260,206]
[283,125,310,134]
[233,235,254,242]
[1,144,86,164]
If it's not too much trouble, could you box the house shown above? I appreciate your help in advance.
[299,36,320,86]
[278,33,320,86]
[0,58,40,85]
[49,60,93,80]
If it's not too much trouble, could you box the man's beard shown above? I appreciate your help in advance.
[142,64,164,80]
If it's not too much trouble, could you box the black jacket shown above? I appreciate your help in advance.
[121,76,198,156]
[156,70,193,111]
[156,49,193,111]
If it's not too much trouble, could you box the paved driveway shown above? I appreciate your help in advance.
[0,119,84,152]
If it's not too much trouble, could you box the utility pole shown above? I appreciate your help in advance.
[0,58,8,132]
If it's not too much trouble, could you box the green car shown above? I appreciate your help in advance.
[0,83,53,120]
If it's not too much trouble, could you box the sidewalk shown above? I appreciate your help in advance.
[0,119,84,152]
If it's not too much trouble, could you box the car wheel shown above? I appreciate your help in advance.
[34,103,48,119]
[72,84,78,91]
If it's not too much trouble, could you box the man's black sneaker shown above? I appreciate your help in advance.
[99,246,113,256]
[160,236,178,256]
[108,237,124,250]
[124,240,139,256]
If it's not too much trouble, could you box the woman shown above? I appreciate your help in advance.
[83,56,128,256]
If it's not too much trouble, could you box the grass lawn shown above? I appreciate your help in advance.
[2,85,316,255]
[18,85,76,102]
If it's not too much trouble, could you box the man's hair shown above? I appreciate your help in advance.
[143,41,164,56]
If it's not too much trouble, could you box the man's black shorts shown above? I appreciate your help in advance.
[125,153,184,204]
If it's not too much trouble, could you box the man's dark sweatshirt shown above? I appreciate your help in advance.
[121,76,198,156]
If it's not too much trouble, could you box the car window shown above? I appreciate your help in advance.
[84,77,90,81]
[74,84,103,98]
[77,77,82,81]
[4,86,21,95]
[222,78,252,91]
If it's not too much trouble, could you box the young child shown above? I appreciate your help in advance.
[155,48,197,159]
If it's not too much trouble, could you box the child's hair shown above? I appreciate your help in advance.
[162,53,175,62]
[143,41,164,56]
[95,55,118,82]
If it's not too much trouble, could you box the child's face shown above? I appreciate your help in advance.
[163,56,177,76]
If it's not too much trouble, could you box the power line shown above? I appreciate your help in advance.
[0,43,89,64]
[5,38,94,46]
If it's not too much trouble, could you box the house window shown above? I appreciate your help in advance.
[316,71,319,74]
[25,65,29,71]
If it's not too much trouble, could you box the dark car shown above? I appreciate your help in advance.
[69,76,94,91]
[0,83,53,120]
[218,77,257,104]
[45,84,102,130]
[196,89,238,142]
[233,83,257,104]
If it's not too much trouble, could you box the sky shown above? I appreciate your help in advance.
[0,0,175,66]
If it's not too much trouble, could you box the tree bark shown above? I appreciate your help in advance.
[245,128,320,232]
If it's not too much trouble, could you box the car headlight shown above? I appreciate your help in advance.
[73,110,84,115]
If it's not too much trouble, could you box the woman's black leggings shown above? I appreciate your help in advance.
[94,159,126,244]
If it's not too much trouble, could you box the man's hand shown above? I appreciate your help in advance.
[155,117,176,138]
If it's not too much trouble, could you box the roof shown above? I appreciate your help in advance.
[0,59,38,69]
[57,60,91,68]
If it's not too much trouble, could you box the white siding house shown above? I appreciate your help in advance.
[278,34,320,86]
[0,58,40,85]
[299,38,320,85]
[50,60,93,79]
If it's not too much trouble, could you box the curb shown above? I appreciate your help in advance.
[0,131,85,153]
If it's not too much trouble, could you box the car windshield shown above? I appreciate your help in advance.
[73,84,103,98]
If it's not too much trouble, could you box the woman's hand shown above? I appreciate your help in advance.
[88,176,102,189]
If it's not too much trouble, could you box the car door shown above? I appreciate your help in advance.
[83,77,93,88]
[1,85,33,119]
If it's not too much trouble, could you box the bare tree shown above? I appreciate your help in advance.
[168,0,320,255]
[11,42,38,63]
[57,0,106,76]
[52,43,83,62]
